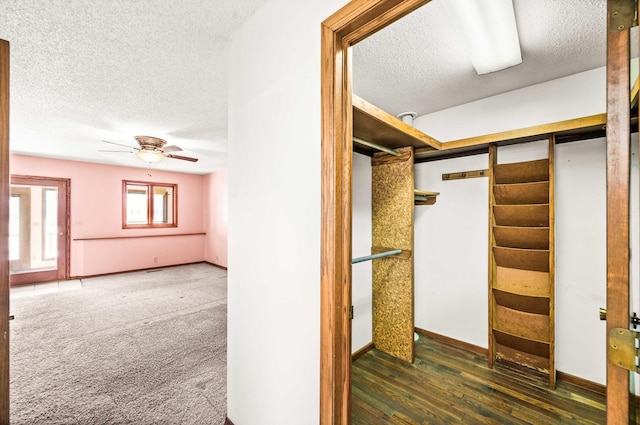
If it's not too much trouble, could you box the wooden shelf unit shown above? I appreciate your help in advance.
[488,139,556,389]
[352,94,441,157]
[352,95,441,206]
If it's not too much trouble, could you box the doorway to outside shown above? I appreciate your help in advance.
[9,175,70,286]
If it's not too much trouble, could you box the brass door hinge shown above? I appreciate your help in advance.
[609,0,638,32]
[609,328,640,372]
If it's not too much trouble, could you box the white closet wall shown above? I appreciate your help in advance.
[352,153,373,352]
[414,154,489,348]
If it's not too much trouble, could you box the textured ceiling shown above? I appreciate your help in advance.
[353,0,633,118]
[0,0,266,174]
[0,1,633,174]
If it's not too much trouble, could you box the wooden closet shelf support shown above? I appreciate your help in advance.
[414,189,439,205]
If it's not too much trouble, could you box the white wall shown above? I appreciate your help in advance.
[227,0,349,424]
[415,67,606,142]
[352,153,373,352]
[410,65,640,388]
[414,154,489,348]
[555,137,608,385]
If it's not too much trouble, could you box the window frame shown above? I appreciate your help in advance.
[122,180,178,229]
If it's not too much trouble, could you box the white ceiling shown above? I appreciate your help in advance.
[354,0,634,117]
[0,1,632,174]
[0,0,266,174]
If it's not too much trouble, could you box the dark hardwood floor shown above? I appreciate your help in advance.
[352,335,620,424]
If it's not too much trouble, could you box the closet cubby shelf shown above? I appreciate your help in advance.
[493,330,551,359]
[352,94,441,157]
[494,304,550,343]
[493,205,550,227]
[493,246,550,273]
[489,151,555,386]
[493,289,550,315]
[494,159,549,184]
[493,226,549,250]
[494,181,549,205]
[494,267,550,298]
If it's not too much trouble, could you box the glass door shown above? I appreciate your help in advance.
[9,176,69,285]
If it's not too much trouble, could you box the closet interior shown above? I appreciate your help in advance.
[351,92,610,381]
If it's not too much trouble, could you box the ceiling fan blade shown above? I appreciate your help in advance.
[163,145,183,153]
[103,140,139,150]
[166,153,198,162]
[99,149,134,153]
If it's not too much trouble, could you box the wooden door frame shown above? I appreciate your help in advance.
[605,1,633,422]
[320,1,632,424]
[320,1,431,423]
[9,175,70,285]
[0,39,10,424]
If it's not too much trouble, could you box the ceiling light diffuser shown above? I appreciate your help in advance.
[441,0,522,75]
[136,149,165,163]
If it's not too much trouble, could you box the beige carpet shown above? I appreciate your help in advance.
[9,263,227,424]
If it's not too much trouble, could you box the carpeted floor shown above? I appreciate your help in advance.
[9,263,227,424]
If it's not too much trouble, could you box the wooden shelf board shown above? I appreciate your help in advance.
[494,266,550,297]
[494,205,550,227]
[493,226,549,250]
[441,114,606,151]
[414,189,439,206]
[495,343,550,374]
[353,94,441,156]
[414,189,439,197]
[494,182,549,205]
[493,159,549,184]
[493,289,550,315]
[493,330,550,358]
[493,246,550,272]
[494,304,550,343]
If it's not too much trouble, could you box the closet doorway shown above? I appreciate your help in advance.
[9,175,70,286]
[320,1,634,424]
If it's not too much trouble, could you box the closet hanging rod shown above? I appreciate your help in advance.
[352,249,402,264]
[353,136,400,157]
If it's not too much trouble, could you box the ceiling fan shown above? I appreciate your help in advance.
[100,136,198,163]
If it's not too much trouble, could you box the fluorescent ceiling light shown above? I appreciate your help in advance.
[441,0,522,75]
[136,149,165,163]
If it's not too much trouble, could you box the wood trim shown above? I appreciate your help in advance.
[605,7,631,423]
[73,232,206,241]
[556,371,605,396]
[225,418,235,425]
[353,94,441,151]
[203,261,227,271]
[414,328,487,357]
[68,261,210,280]
[488,144,497,369]
[320,20,351,425]
[547,136,556,390]
[351,342,374,361]
[440,114,607,151]
[322,2,432,424]
[0,38,10,424]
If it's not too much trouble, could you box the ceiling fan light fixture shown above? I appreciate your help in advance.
[136,149,165,163]
[441,0,522,75]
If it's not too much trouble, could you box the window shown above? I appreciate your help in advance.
[123,181,177,228]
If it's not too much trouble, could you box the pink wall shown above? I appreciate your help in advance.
[11,154,207,277]
[203,170,228,267]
